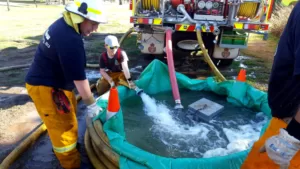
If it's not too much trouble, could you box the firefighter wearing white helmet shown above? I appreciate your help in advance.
[65,0,107,23]
[96,35,144,96]
[25,0,106,168]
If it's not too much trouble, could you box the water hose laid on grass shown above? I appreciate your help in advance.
[0,84,96,169]
[0,64,31,72]
[0,124,47,169]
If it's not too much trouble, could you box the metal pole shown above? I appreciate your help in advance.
[7,0,10,11]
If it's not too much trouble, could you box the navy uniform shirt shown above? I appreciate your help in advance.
[25,18,86,91]
[268,3,300,118]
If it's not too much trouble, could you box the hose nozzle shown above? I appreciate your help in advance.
[135,87,144,96]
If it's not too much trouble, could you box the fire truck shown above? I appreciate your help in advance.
[128,0,275,67]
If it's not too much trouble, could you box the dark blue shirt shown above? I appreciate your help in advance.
[25,18,86,91]
[268,3,300,118]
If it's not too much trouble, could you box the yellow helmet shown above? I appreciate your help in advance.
[65,0,107,23]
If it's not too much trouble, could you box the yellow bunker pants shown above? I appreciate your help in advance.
[26,83,80,169]
[96,72,129,96]
[241,117,300,169]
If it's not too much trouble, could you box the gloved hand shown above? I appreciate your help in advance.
[128,80,136,89]
[87,102,103,118]
[108,79,115,88]
[260,128,300,168]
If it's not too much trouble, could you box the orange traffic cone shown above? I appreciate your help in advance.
[237,69,246,82]
[106,87,120,121]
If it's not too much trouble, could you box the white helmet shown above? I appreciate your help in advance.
[105,35,120,47]
[65,0,107,23]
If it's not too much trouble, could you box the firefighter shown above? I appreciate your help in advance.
[260,2,300,168]
[96,35,143,95]
[25,0,107,168]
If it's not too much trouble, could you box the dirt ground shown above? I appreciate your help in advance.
[0,2,278,168]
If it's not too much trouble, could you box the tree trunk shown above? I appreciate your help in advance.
[7,0,10,11]
[119,0,122,5]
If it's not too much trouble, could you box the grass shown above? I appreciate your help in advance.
[269,4,294,38]
[0,2,132,50]
[0,2,134,86]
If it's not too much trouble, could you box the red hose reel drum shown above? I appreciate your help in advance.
[171,0,194,13]
[171,0,184,8]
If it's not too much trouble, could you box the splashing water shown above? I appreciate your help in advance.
[122,90,268,158]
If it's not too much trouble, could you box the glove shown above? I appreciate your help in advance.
[87,102,103,118]
[260,128,300,168]
[108,79,115,88]
[128,80,136,89]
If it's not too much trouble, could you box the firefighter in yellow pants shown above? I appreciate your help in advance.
[26,84,80,167]
[25,0,107,168]
[96,35,143,96]
[242,4,300,169]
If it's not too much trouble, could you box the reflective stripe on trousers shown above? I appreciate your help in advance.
[26,83,80,169]
[53,141,77,153]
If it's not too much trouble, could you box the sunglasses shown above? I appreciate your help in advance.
[106,45,118,50]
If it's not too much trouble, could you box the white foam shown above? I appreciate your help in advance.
[203,116,268,158]
[140,93,211,136]
[139,92,268,158]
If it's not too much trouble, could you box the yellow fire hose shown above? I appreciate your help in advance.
[85,117,120,169]
[196,27,227,82]
[0,84,96,169]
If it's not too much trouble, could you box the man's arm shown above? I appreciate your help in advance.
[121,50,131,80]
[260,6,300,167]
[74,79,95,105]
[286,109,300,141]
[100,68,113,83]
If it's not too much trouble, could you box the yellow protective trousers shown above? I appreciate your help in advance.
[241,117,300,169]
[96,72,129,96]
[26,83,80,169]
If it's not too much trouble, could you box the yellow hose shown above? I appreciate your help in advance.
[85,131,107,169]
[238,2,259,18]
[196,27,226,82]
[0,84,96,169]
[237,0,266,21]
[141,0,159,10]
[86,117,120,167]
[0,124,47,169]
